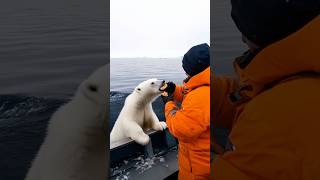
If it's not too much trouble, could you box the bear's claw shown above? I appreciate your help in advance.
[159,121,167,130]
[131,132,150,145]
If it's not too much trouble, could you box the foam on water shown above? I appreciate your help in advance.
[111,153,170,179]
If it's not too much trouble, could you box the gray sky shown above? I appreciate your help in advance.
[111,0,210,58]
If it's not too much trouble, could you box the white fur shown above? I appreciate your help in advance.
[25,65,108,180]
[110,78,167,145]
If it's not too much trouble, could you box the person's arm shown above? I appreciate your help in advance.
[172,85,184,102]
[212,98,301,180]
[212,75,239,130]
[161,82,184,102]
[165,88,209,142]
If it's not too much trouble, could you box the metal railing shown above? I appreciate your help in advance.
[110,129,156,149]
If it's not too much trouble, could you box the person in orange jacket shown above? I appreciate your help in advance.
[212,0,320,179]
[161,43,210,180]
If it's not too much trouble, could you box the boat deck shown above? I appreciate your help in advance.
[110,129,179,180]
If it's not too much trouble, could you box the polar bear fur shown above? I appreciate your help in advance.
[25,65,108,180]
[110,78,167,145]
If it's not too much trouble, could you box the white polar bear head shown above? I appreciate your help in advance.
[134,78,165,101]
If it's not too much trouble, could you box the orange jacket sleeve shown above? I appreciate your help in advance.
[165,87,210,143]
[212,95,305,180]
[212,75,239,129]
[172,84,184,102]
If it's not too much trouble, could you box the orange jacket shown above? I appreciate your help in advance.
[165,67,210,180]
[212,16,320,179]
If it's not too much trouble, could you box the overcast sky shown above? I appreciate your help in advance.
[111,0,210,58]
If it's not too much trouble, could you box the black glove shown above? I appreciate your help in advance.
[161,94,174,104]
[163,81,176,94]
[160,81,176,104]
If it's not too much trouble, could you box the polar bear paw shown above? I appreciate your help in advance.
[152,121,167,131]
[131,132,150,145]
[159,121,167,130]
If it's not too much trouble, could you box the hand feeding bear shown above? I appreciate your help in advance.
[110,78,167,145]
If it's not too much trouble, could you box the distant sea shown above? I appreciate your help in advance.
[111,58,185,92]
[212,0,246,75]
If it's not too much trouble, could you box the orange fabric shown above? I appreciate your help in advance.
[212,16,320,179]
[212,75,238,129]
[173,85,184,102]
[165,67,210,180]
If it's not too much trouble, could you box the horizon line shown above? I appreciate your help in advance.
[110,56,183,59]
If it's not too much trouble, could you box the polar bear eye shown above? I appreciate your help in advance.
[137,88,141,91]
[151,82,154,85]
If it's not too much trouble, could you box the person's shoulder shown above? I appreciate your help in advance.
[189,85,210,96]
[183,85,210,105]
[244,77,320,121]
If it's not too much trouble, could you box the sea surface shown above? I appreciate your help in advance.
[111,58,185,92]
[0,0,107,98]
[212,0,247,75]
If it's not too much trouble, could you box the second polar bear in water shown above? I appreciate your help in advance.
[110,79,167,145]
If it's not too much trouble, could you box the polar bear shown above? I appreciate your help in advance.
[25,65,108,180]
[110,78,167,146]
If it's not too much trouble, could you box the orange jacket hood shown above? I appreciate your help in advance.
[235,15,320,97]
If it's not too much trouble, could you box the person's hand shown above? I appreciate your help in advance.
[162,82,176,94]
[160,81,175,104]
[161,94,174,104]
[212,140,225,155]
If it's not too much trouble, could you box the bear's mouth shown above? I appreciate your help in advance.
[159,82,169,96]
[159,82,167,91]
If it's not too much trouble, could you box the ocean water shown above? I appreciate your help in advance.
[0,0,107,98]
[110,58,186,92]
[212,0,246,75]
